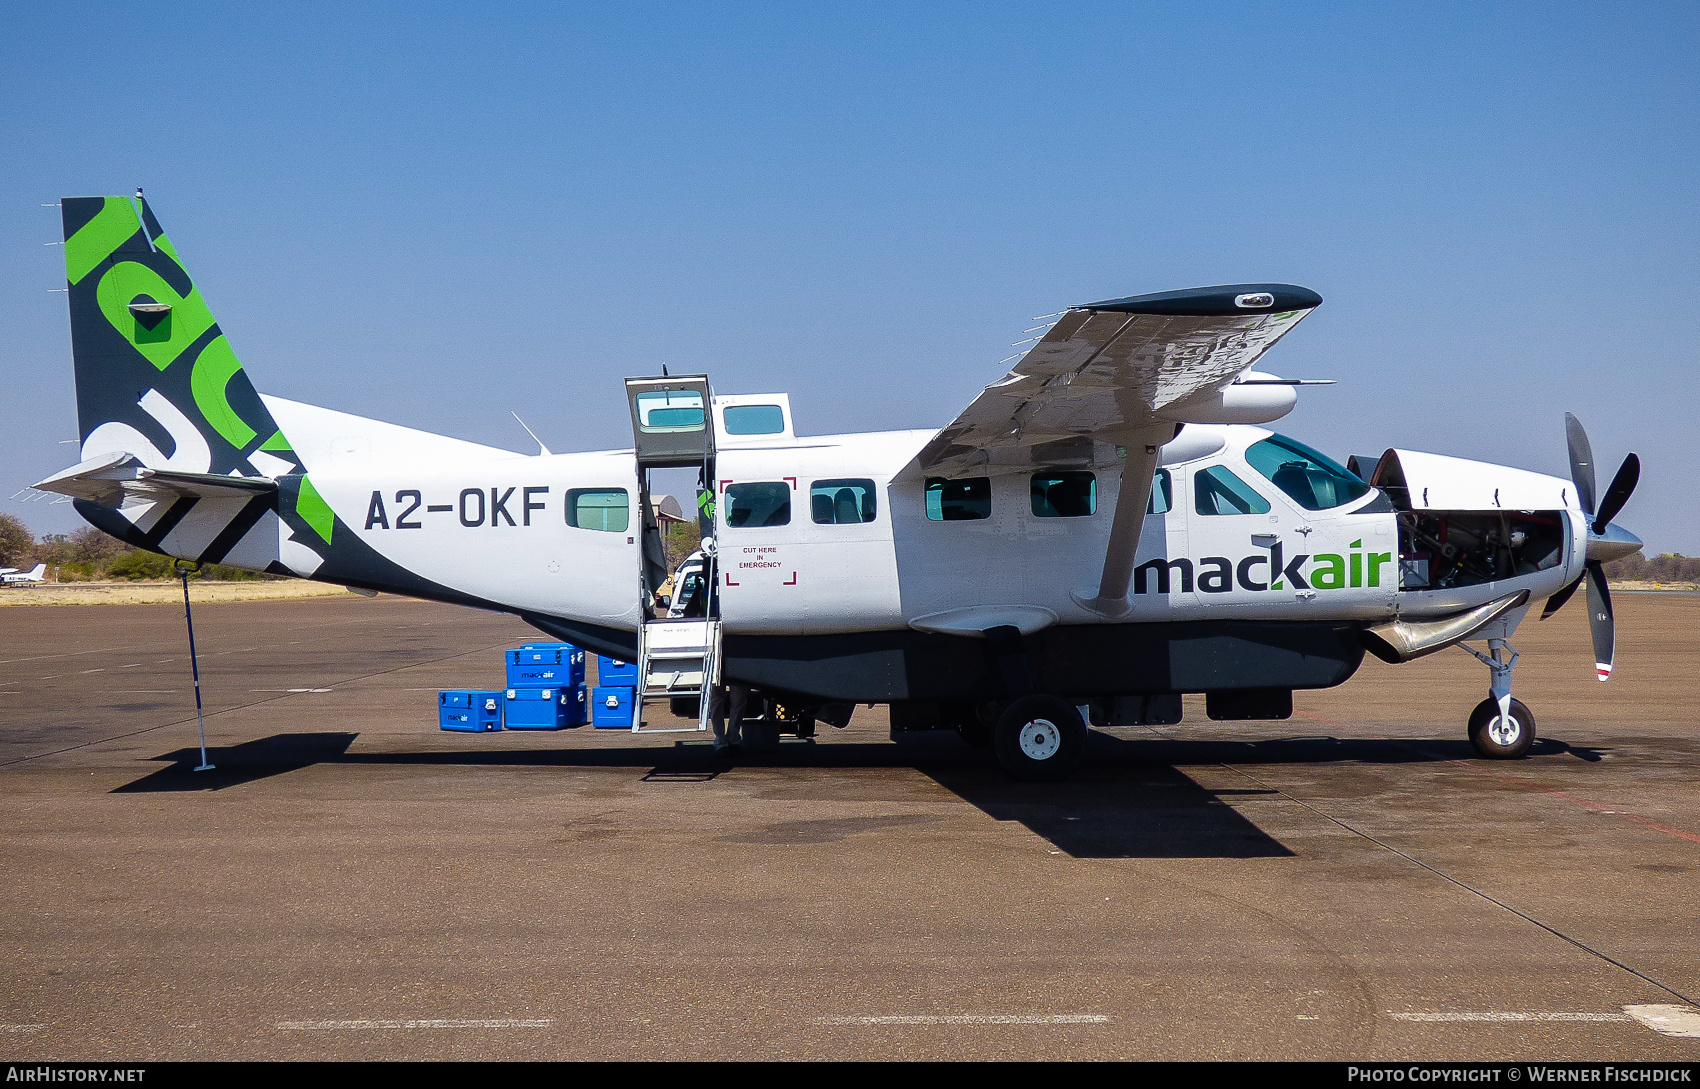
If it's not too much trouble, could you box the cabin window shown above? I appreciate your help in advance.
[811,478,878,524]
[635,390,706,433]
[723,404,785,435]
[1148,469,1173,514]
[1245,434,1370,511]
[724,482,791,528]
[1030,471,1096,517]
[924,477,991,521]
[1194,466,1272,516]
[566,488,630,532]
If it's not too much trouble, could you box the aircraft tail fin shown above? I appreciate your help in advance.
[53,195,330,573]
[59,194,300,481]
[28,564,46,580]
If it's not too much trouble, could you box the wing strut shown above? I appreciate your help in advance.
[1073,434,1166,618]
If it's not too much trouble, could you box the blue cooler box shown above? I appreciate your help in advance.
[439,690,503,732]
[504,684,589,729]
[592,685,637,729]
[506,644,587,688]
[597,656,641,686]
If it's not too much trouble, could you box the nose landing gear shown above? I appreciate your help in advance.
[1461,638,1535,758]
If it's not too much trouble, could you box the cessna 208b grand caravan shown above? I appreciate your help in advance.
[35,194,1643,780]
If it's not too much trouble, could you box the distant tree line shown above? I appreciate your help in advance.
[1601,551,1700,584]
[0,512,276,581]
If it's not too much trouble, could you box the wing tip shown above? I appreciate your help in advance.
[1076,284,1323,317]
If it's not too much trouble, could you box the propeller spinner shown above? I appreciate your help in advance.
[1542,413,1641,680]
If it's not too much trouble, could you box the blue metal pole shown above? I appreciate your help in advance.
[180,566,214,772]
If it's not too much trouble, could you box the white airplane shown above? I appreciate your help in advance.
[0,563,47,586]
[35,194,1643,779]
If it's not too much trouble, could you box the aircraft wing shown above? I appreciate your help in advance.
[34,452,277,508]
[895,284,1323,481]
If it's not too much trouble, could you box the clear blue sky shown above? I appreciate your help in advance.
[4,2,1696,551]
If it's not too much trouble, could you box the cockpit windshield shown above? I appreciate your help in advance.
[1245,434,1371,511]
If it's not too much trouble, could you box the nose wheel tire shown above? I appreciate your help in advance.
[1468,697,1536,759]
[993,695,1087,781]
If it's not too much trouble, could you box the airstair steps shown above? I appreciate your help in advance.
[631,618,719,733]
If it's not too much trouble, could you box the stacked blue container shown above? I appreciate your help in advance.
[503,643,589,730]
[593,655,640,729]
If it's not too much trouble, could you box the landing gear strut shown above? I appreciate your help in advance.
[1460,638,1535,758]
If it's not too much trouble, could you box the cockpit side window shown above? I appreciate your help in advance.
[1245,434,1371,511]
[1194,466,1272,516]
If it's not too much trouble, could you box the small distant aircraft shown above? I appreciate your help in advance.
[35,194,1642,780]
[1,563,48,587]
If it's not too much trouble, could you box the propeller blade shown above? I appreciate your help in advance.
[1541,574,1584,620]
[1585,560,1614,681]
[1593,452,1640,535]
[1565,412,1597,520]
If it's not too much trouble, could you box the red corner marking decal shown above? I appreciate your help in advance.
[783,572,797,586]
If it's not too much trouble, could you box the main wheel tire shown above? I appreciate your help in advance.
[992,694,1087,781]
[1468,697,1536,759]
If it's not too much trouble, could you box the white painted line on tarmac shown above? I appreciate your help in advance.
[812,1014,1111,1026]
[279,1018,554,1030]
[1394,1012,1633,1023]
[1624,1004,1700,1038]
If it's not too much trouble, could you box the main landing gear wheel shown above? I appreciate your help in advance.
[1468,697,1536,759]
[992,695,1086,781]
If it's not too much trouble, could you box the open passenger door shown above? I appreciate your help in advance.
[624,375,720,733]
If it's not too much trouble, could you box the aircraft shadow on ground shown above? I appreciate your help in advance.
[111,728,1603,857]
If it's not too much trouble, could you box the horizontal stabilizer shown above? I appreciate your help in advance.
[33,451,277,508]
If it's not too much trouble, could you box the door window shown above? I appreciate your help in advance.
[811,478,878,524]
[723,404,785,435]
[724,482,791,528]
[1194,466,1271,516]
[634,390,706,433]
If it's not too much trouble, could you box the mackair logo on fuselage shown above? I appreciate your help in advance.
[1133,539,1393,594]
